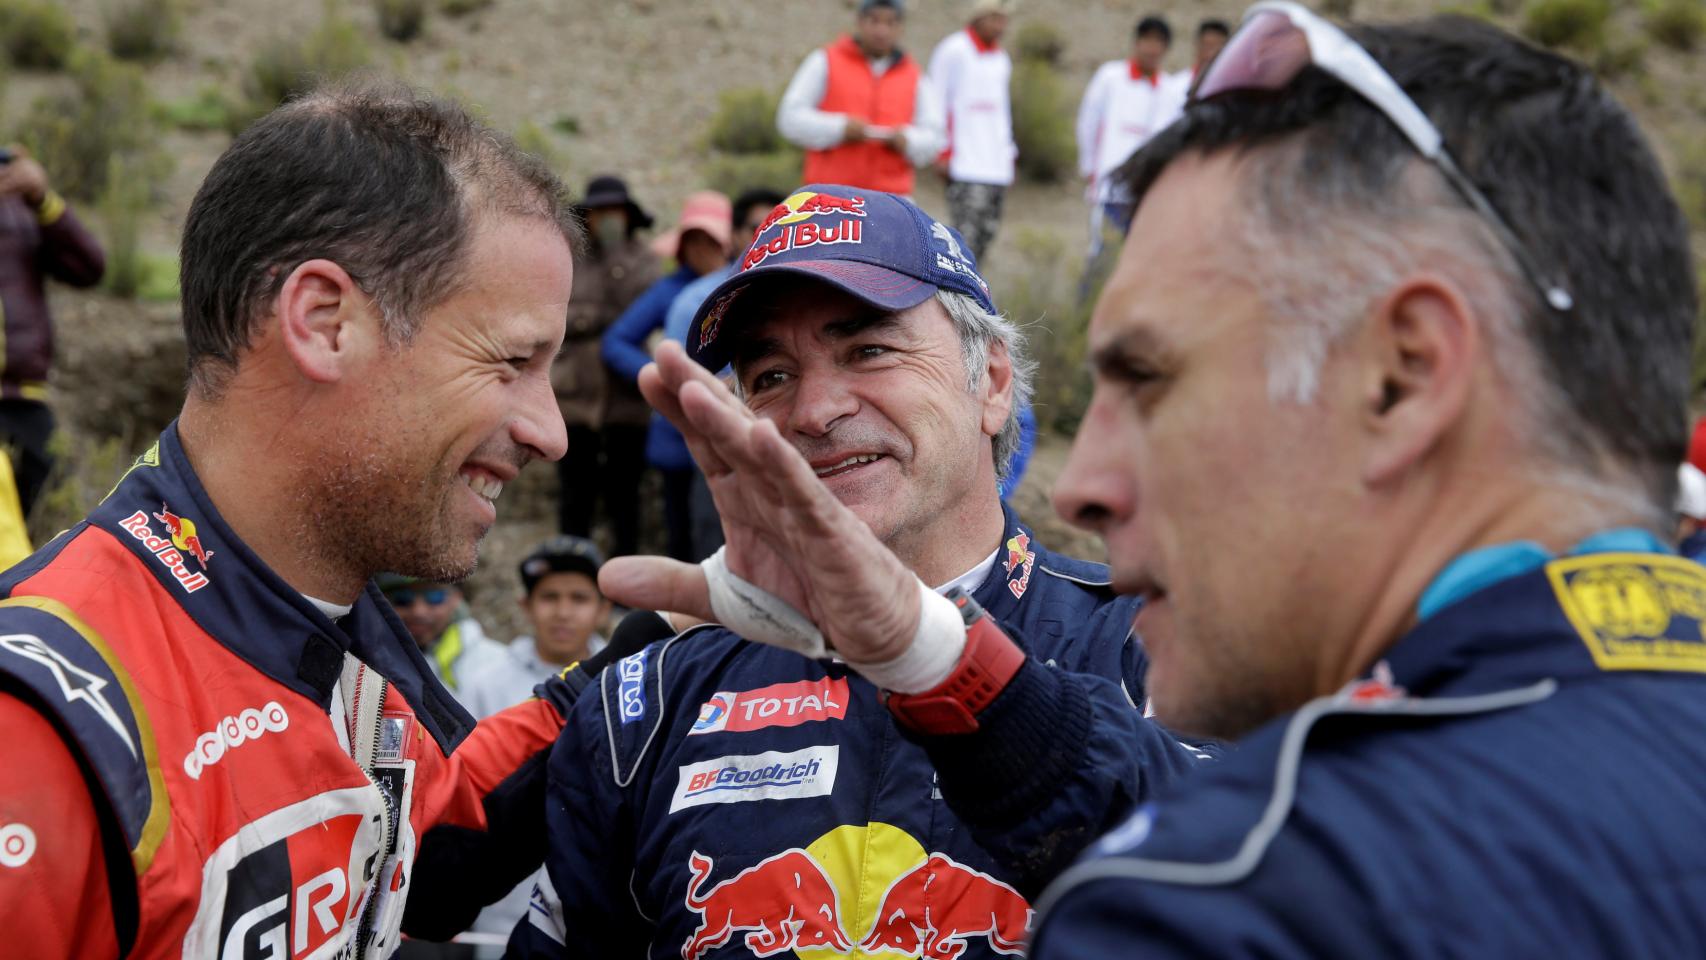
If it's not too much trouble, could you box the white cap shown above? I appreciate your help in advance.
[1677,464,1706,520]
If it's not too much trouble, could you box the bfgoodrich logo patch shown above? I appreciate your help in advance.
[669,746,839,813]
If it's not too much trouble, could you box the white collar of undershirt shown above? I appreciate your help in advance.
[306,595,354,621]
[934,547,1000,597]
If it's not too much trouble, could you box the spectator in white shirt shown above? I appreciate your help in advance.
[1075,15,1187,258]
[776,0,946,197]
[927,0,1018,262]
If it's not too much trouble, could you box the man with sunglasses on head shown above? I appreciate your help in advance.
[609,4,1704,957]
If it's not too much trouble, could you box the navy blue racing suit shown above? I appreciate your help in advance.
[507,506,1208,958]
[1019,537,1706,957]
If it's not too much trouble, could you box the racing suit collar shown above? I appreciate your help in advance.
[1370,529,1683,702]
[86,422,475,751]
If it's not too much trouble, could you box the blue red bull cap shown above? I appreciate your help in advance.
[686,184,997,372]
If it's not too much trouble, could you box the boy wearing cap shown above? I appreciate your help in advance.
[457,536,611,956]
[460,536,613,721]
[509,185,1206,959]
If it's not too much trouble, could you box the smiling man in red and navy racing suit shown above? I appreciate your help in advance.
[508,186,1210,958]
[0,85,589,958]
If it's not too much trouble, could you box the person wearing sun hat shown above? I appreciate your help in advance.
[601,190,733,560]
[556,174,661,554]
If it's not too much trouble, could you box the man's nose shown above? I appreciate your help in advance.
[516,370,569,461]
[1053,392,1133,535]
[785,370,859,437]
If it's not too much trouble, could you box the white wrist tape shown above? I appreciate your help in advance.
[702,548,827,658]
[844,582,967,694]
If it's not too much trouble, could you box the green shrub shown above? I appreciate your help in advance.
[16,51,160,202]
[30,434,132,542]
[1320,0,1356,18]
[1646,0,1705,51]
[442,0,494,16]
[1011,59,1075,184]
[997,228,1095,434]
[703,149,805,198]
[1675,137,1706,234]
[705,88,786,155]
[1013,21,1065,66]
[513,119,569,177]
[1591,32,1648,79]
[106,0,181,62]
[153,85,233,131]
[98,155,150,299]
[0,0,77,69]
[376,0,429,42]
[1523,0,1613,50]
[245,14,372,111]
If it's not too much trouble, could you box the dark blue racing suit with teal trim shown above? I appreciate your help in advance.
[960,530,1706,958]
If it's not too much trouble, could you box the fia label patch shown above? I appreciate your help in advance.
[1547,553,1706,673]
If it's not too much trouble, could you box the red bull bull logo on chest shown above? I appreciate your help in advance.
[680,823,1032,959]
[118,503,215,593]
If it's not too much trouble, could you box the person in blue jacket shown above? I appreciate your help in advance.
[510,187,1209,958]
[602,190,732,560]
[600,7,1705,958]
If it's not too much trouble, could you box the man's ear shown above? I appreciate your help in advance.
[980,337,1016,439]
[276,259,375,384]
[1360,276,1479,487]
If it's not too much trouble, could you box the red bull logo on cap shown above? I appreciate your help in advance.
[743,191,869,271]
[680,823,1032,959]
[754,190,869,237]
[118,504,214,593]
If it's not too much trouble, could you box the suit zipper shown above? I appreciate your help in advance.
[347,663,397,960]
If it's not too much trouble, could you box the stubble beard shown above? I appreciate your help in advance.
[295,440,482,589]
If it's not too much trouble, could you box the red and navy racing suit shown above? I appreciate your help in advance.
[509,505,1211,959]
[951,535,1706,956]
[0,424,570,958]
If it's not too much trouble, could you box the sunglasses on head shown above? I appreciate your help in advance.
[1194,1,1573,315]
[386,587,449,607]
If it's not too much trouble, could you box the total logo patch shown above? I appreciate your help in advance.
[118,503,215,593]
[183,701,291,780]
[669,745,839,813]
[689,677,850,736]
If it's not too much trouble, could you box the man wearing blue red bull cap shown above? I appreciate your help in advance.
[508,185,1210,958]
[607,7,1706,958]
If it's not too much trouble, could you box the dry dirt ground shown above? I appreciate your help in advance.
[11,0,1706,635]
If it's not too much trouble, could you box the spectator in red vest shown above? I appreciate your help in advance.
[777,0,946,197]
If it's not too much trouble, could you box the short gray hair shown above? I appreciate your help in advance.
[936,290,1035,481]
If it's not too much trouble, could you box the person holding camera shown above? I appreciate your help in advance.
[0,146,105,517]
